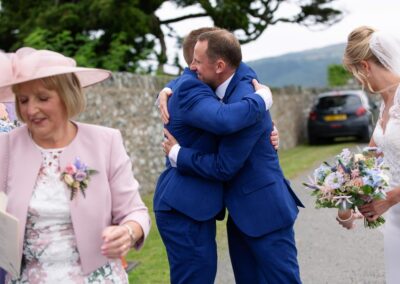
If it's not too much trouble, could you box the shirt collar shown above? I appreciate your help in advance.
[215,73,235,100]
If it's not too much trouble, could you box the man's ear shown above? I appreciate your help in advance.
[215,59,226,74]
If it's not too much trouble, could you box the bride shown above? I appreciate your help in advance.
[337,26,400,283]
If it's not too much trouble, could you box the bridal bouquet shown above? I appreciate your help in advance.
[303,147,389,228]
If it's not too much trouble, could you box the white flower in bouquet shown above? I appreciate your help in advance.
[338,148,353,166]
[354,153,365,162]
[324,172,345,190]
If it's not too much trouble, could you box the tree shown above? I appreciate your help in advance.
[164,0,342,44]
[0,0,343,73]
[327,64,352,87]
[0,0,160,72]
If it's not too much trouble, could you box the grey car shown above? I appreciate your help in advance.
[307,90,377,144]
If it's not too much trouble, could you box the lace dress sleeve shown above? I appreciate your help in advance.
[389,85,400,119]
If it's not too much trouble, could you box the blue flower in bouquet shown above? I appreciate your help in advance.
[313,163,332,184]
[362,168,386,188]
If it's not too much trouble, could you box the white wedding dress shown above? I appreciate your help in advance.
[372,84,400,284]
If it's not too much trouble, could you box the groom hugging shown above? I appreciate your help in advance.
[155,28,304,284]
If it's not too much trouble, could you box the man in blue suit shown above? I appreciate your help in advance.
[163,29,304,283]
[154,28,274,284]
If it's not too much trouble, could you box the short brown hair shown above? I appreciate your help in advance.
[183,27,220,65]
[343,26,382,87]
[197,29,242,69]
[12,73,85,122]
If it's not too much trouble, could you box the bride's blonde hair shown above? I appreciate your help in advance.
[343,26,383,92]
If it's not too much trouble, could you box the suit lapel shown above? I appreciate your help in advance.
[223,62,247,103]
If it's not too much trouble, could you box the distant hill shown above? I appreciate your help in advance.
[246,43,346,88]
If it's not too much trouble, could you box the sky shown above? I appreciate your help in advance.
[156,0,400,66]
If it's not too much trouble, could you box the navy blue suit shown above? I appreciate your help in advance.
[0,269,4,284]
[154,67,266,284]
[176,63,304,283]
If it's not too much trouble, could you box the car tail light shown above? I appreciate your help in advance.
[355,106,367,116]
[309,111,317,121]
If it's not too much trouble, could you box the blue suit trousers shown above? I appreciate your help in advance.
[155,210,217,284]
[227,216,301,284]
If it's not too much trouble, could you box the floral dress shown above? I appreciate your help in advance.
[6,147,128,284]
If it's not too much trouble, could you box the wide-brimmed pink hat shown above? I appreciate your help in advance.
[0,47,112,101]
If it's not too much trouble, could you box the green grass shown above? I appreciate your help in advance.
[127,142,356,283]
[127,194,169,284]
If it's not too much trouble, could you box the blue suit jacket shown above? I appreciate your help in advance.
[177,63,304,236]
[154,67,266,221]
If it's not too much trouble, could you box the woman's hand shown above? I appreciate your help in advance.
[359,189,400,221]
[101,225,132,259]
[336,209,363,229]
[101,222,144,259]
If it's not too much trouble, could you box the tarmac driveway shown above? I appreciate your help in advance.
[215,145,385,284]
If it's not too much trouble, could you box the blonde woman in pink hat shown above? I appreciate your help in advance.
[0,47,151,283]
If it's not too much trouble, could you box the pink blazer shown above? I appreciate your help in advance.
[0,122,151,274]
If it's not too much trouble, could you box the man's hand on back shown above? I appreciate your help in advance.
[270,125,279,151]
[162,128,178,155]
[252,79,273,109]
[158,87,173,124]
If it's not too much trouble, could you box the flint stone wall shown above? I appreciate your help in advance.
[78,73,319,194]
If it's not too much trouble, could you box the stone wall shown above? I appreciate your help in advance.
[269,86,319,149]
[78,73,318,194]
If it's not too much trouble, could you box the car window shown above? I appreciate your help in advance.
[316,95,362,110]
